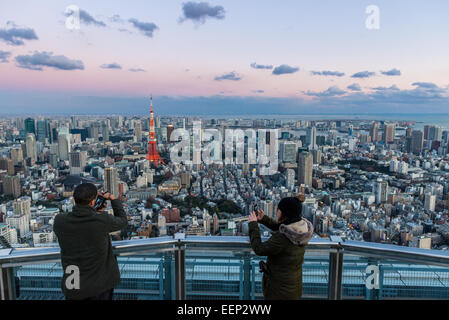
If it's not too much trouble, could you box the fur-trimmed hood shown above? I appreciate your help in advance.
[279,218,313,246]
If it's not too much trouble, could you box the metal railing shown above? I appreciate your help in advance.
[2,236,449,300]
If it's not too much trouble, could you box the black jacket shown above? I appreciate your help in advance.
[53,199,128,300]
[249,215,313,300]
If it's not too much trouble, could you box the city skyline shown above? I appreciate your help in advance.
[2,1,449,114]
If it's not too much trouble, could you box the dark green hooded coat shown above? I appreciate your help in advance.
[248,215,313,300]
[53,199,128,300]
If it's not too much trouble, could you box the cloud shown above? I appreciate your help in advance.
[250,62,273,70]
[381,68,401,76]
[110,14,124,24]
[372,85,400,91]
[311,70,345,77]
[0,25,38,46]
[100,63,122,70]
[272,64,299,75]
[64,8,106,27]
[15,51,84,71]
[347,83,361,91]
[412,82,439,89]
[214,71,241,81]
[304,86,346,97]
[252,90,265,93]
[179,2,225,24]
[0,51,11,63]
[128,18,159,37]
[129,68,146,72]
[351,71,376,78]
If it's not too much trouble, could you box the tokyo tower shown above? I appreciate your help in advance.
[146,96,164,166]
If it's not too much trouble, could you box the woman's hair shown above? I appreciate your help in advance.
[277,194,305,225]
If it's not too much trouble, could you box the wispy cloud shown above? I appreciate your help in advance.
[0,24,38,46]
[129,68,146,72]
[272,64,299,75]
[351,71,376,78]
[304,85,346,97]
[250,62,273,70]
[128,18,159,37]
[64,8,106,27]
[0,51,11,63]
[311,70,345,77]
[381,68,401,76]
[100,63,122,69]
[347,83,361,91]
[15,51,84,71]
[214,71,241,81]
[179,2,225,24]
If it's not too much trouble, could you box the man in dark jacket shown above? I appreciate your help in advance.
[53,183,128,300]
[248,196,313,300]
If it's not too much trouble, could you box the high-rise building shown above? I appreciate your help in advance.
[88,123,99,141]
[134,120,142,142]
[69,151,87,175]
[286,169,295,189]
[374,180,388,204]
[383,123,395,144]
[0,158,14,175]
[102,123,109,142]
[105,167,119,197]
[58,131,71,161]
[411,130,424,155]
[298,152,313,187]
[370,122,380,143]
[2,175,21,198]
[424,193,436,212]
[26,133,37,162]
[167,124,174,143]
[306,126,317,150]
[311,149,322,164]
[279,141,297,163]
[428,125,442,142]
[10,147,23,166]
[24,118,35,134]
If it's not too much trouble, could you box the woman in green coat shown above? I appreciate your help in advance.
[248,196,313,300]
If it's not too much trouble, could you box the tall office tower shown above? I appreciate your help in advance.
[311,149,322,164]
[167,124,174,143]
[146,96,164,166]
[0,158,14,175]
[36,120,50,142]
[405,127,413,138]
[286,169,295,188]
[423,125,430,140]
[101,123,109,142]
[88,123,99,141]
[424,193,436,212]
[134,120,142,142]
[70,116,78,129]
[2,175,21,198]
[24,118,35,134]
[306,126,317,150]
[411,130,424,155]
[48,153,58,168]
[374,180,388,204]
[69,151,87,175]
[298,152,313,187]
[370,122,380,143]
[13,197,31,217]
[279,141,297,163]
[428,125,442,142]
[58,132,71,161]
[105,167,119,197]
[5,214,29,237]
[25,133,37,162]
[383,123,395,144]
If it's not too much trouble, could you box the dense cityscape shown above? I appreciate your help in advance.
[1,103,449,251]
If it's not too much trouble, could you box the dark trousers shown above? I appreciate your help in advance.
[82,288,114,300]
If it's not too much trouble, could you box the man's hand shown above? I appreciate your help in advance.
[248,211,258,223]
[102,192,116,201]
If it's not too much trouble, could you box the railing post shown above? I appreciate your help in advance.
[174,243,186,300]
[242,253,251,300]
[0,266,16,300]
[328,248,343,300]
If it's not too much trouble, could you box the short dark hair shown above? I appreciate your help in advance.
[277,196,304,225]
[73,183,97,205]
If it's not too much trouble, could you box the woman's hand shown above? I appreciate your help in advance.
[256,209,265,221]
[248,211,258,223]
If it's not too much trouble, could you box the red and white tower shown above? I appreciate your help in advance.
[146,96,164,166]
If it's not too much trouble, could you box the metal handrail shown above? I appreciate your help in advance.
[1,236,449,267]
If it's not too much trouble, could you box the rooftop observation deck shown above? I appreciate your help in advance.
[2,236,449,300]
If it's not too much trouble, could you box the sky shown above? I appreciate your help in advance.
[1,0,449,115]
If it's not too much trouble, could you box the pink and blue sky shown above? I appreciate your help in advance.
[1,0,449,115]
